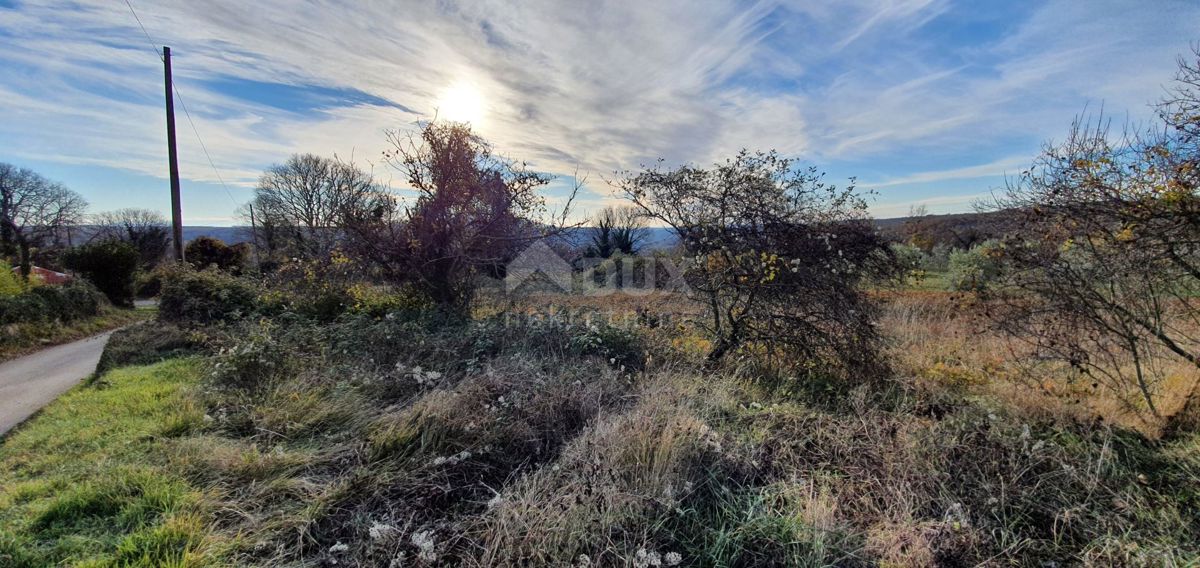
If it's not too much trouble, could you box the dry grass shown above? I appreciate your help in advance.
[471,373,728,566]
[878,290,1200,437]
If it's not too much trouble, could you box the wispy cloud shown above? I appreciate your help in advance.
[872,191,996,218]
[0,0,1196,223]
[860,156,1030,188]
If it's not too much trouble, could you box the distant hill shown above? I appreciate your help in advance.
[181,226,251,244]
[68,226,252,246]
[873,209,1021,248]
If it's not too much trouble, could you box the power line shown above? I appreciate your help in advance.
[123,0,162,60]
[172,84,239,206]
[123,0,240,208]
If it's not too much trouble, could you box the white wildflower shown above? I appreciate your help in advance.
[665,551,683,566]
[943,502,969,530]
[329,541,349,553]
[411,530,437,562]
[576,553,592,567]
[369,521,397,541]
[634,548,662,568]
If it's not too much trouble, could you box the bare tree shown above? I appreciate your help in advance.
[990,47,1200,417]
[345,121,576,312]
[619,150,898,367]
[250,154,381,261]
[91,208,170,268]
[0,163,88,277]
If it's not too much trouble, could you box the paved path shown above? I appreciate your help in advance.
[0,332,111,436]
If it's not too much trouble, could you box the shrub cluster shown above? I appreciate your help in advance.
[0,280,106,325]
[0,260,24,296]
[186,236,249,274]
[134,266,167,299]
[61,239,140,307]
[158,265,260,326]
[947,239,1005,291]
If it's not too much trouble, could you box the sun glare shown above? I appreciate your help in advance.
[436,82,485,126]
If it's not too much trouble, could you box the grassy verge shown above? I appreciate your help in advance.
[0,307,153,362]
[0,359,211,567]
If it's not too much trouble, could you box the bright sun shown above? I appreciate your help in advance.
[436,82,485,126]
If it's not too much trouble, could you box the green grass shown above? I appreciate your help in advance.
[904,269,953,291]
[0,359,210,567]
[0,307,153,362]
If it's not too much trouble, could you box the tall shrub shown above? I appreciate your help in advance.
[158,265,259,325]
[947,240,1004,292]
[620,150,899,367]
[61,239,139,307]
[0,260,23,296]
[990,47,1200,417]
[344,122,575,313]
[186,237,249,274]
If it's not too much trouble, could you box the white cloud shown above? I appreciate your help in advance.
[859,155,1029,188]
[871,191,995,218]
[0,0,1197,222]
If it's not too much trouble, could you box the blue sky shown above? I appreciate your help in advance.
[0,0,1197,224]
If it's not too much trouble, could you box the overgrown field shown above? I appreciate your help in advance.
[4,283,1197,567]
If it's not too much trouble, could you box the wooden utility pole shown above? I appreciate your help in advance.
[248,203,260,268]
[163,46,185,262]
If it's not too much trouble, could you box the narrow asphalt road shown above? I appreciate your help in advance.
[0,332,111,436]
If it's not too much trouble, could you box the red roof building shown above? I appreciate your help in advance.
[11,266,72,285]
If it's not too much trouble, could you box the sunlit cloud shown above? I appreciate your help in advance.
[0,0,1196,224]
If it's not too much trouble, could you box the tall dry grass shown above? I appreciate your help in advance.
[878,290,1200,437]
